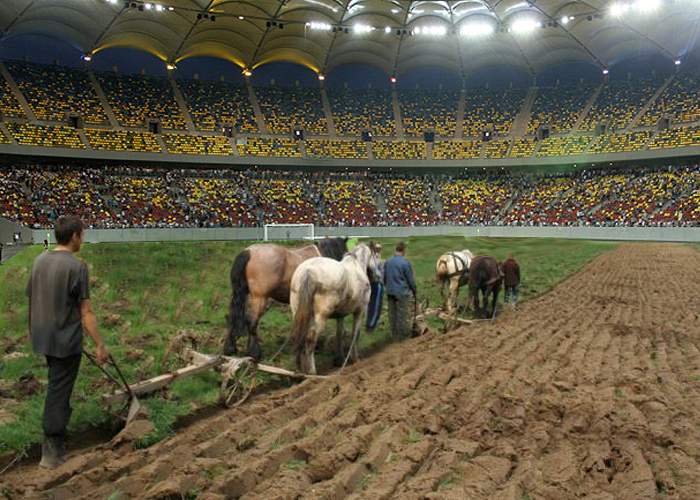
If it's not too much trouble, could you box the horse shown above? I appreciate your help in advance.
[224,237,347,358]
[290,243,380,375]
[435,249,474,312]
[467,255,503,319]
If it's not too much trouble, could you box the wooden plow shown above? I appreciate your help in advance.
[102,347,326,410]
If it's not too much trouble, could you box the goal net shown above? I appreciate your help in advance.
[263,223,315,241]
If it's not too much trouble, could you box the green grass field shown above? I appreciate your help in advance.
[0,236,618,456]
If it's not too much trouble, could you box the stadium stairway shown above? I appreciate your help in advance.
[366,141,374,160]
[511,85,537,138]
[88,71,120,129]
[422,140,432,159]
[455,88,466,138]
[572,83,603,132]
[77,128,91,149]
[0,122,15,144]
[628,74,675,130]
[169,74,196,132]
[320,85,337,137]
[246,80,268,134]
[0,62,35,120]
[391,88,405,138]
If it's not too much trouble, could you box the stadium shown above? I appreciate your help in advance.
[0,0,699,497]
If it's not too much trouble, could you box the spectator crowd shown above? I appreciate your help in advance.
[1,163,697,229]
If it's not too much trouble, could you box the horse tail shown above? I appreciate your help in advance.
[292,271,317,356]
[435,257,448,283]
[225,249,251,355]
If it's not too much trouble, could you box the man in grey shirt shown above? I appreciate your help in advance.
[27,215,109,468]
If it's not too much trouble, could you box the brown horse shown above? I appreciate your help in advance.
[467,256,503,319]
[224,237,347,358]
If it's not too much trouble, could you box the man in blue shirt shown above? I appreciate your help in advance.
[383,241,417,339]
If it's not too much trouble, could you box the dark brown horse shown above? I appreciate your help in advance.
[224,237,347,358]
[468,256,503,319]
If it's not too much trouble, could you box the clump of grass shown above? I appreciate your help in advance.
[285,459,307,470]
[404,429,423,444]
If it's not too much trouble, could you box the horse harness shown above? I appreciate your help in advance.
[445,252,470,282]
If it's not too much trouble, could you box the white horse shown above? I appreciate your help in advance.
[290,243,379,375]
[435,249,474,312]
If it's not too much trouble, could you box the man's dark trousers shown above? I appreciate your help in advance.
[43,354,81,439]
[388,294,411,339]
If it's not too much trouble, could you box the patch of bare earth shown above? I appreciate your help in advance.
[2,244,699,499]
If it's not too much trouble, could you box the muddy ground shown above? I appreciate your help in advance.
[1,243,699,499]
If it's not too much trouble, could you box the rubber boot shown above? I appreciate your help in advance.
[39,437,65,469]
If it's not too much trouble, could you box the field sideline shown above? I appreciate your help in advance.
[0,236,618,457]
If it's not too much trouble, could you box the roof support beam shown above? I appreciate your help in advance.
[1,0,36,40]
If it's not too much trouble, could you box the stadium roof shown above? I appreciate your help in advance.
[1,0,695,76]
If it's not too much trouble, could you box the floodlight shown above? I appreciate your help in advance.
[460,22,494,37]
[309,22,332,31]
[609,3,628,17]
[510,19,541,34]
[353,23,372,34]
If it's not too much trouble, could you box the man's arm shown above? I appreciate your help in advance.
[80,299,109,364]
[405,262,417,295]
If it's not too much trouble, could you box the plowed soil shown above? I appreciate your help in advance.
[3,243,700,500]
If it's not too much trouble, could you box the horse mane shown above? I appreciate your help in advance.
[316,237,348,261]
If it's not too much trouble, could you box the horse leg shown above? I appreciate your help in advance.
[491,286,500,319]
[246,295,269,360]
[350,311,362,362]
[449,278,460,314]
[334,318,345,366]
[306,313,326,375]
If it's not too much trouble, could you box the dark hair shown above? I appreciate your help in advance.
[54,216,83,245]
[396,241,406,253]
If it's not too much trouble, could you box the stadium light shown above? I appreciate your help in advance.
[460,22,494,37]
[318,74,325,81]
[82,54,92,62]
[353,23,372,34]
[674,59,681,65]
[238,15,244,20]
[609,2,629,17]
[390,76,397,84]
[166,63,176,70]
[144,2,153,10]
[561,15,573,25]
[384,26,392,33]
[510,19,542,34]
[420,25,447,36]
[308,21,332,31]
[242,68,252,77]
[602,68,609,75]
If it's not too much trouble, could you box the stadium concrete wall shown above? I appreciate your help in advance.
[1,217,32,245]
[29,226,700,244]
[3,143,700,169]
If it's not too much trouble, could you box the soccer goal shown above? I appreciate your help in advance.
[263,223,315,241]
